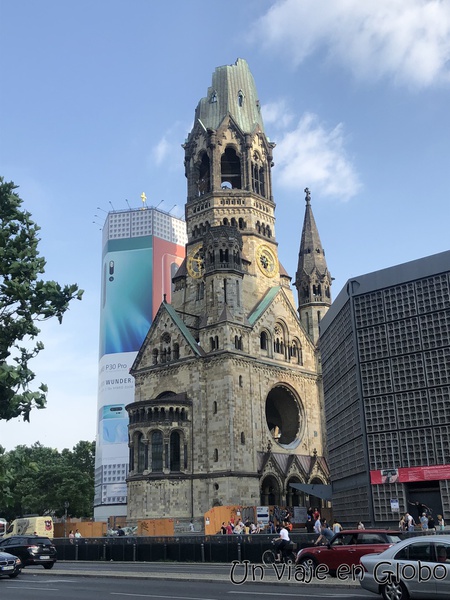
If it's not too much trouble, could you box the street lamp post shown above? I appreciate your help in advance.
[64,501,69,537]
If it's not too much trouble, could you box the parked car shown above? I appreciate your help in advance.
[0,535,57,569]
[360,534,450,600]
[295,529,403,575]
[0,550,22,578]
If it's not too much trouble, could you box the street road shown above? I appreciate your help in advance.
[0,573,375,600]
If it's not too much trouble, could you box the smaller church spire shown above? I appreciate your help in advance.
[295,188,332,343]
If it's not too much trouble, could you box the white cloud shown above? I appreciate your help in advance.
[255,0,450,87]
[262,100,294,129]
[152,136,171,166]
[273,112,362,200]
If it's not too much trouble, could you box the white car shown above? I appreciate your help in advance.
[360,534,450,599]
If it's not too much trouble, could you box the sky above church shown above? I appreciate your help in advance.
[1,0,449,451]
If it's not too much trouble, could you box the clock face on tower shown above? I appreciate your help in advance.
[186,243,204,279]
[256,244,277,278]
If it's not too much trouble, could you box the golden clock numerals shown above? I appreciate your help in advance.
[256,245,277,278]
[187,246,204,279]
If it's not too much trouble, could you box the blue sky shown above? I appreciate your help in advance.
[1,0,449,451]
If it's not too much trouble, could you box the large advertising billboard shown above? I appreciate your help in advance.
[95,226,185,518]
[99,236,154,357]
[151,237,185,317]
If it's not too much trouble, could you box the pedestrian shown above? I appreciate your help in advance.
[74,529,82,538]
[357,521,365,530]
[420,513,429,533]
[315,519,333,545]
[405,512,415,532]
[332,519,343,534]
[437,515,445,532]
[116,525,125,536]
[408,500,430,522]
[427,514,435,533]
[305,514,314,534]
[189,520,195,532]
[68,529,75,543]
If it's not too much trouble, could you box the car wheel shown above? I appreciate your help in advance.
[382,579,409,600]
[299,556,317,574]
[43,563,54,570]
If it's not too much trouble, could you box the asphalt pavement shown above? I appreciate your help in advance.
[25,561,361,588]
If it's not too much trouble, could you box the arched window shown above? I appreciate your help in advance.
[152,349,158,364]
[173,343,180,360]
[260,331,268,350]
[241,432,245,444]
[252,153,266,197]
[214,448,219,462]
[170,431,181,472]
[221,147,241,189]
[137,433,147,473]
[151,431,163,472]
[197,153,210,196]
[213,401,218,414]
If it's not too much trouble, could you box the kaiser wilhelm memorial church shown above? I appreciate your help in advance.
[125,59,332,522]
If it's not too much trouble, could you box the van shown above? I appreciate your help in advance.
[4,516,54,539]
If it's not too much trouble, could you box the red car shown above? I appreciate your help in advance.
[296,529,402,576]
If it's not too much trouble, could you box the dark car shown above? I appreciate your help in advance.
[0,550,22,578]
[0,535,57,569]
[296,529,402,576]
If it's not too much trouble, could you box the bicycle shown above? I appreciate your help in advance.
[262,539,297,566]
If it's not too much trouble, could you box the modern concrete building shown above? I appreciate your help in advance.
[320,250,450,526]
[94,204,187,521]
[125,59,332,526]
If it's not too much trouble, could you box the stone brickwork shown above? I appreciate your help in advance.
[126,60,331,525]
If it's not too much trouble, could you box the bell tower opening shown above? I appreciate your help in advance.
[221,146,241,189]
[197,152,210,196]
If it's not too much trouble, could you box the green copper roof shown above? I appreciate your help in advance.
[164,301,204,357]
[194,58,265,134]
[248,285,281,326]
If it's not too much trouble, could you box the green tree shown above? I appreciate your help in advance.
[0,177,83,421]
[1,442,95,520]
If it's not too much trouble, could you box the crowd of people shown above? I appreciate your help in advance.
[219,498,446,556]
[399,500,445,533]
[219,510,293,536]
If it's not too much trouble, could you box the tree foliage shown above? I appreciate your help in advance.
[0,177,83,421]
[0,441,95,521]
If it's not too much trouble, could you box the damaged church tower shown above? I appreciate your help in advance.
[126,59,331,523]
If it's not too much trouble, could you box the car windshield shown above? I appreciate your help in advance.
[27,537,51,545]
[386,534,402,544]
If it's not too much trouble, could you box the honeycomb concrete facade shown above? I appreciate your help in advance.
[320,250,450,526]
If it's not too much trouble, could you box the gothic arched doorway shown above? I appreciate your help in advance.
[286,477,305,507]
[260,475,281,506]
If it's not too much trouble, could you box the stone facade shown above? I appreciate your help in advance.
[126,59,331,523]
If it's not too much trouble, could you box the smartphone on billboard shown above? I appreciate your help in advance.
[100,404,129,445]
[99,237,153,357]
